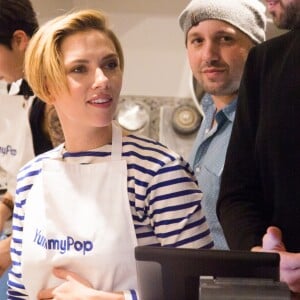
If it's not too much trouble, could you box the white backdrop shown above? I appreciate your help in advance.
[28,0,285,98]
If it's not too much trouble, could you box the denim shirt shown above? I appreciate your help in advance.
[189,93,237,249]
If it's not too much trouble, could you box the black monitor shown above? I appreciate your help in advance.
[135,246,282,300]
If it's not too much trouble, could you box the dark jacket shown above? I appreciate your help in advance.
[16,80,53,155]
[217,29,300,252]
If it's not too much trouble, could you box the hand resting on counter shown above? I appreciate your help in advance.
[252,226,300,294]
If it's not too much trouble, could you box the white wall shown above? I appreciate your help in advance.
[30,0,191,97]
[30,0,285,98]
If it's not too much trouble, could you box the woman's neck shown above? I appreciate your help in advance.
[63,124,113,152]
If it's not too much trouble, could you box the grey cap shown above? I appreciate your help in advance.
[179,0,266,44]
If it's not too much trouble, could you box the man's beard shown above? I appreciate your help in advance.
[276,1,300,29]
[201,79,239,97]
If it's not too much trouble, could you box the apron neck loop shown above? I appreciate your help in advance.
[111,121,122,161]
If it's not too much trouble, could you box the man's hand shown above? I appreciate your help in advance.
[0,192,13,231]
[0,237,12,276]
[252,226,300,293]
[262,226,286,251]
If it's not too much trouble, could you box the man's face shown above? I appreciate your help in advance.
[265,0,300,29]
[0,31,28,83]
[186,20,254,98]
[0,44,24,83]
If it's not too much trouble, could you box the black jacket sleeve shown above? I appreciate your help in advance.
[218,30,300,252]
[216,47,268,250]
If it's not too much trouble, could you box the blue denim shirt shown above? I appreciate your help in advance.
[189,93,237,249]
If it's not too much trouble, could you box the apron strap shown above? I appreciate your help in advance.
[111,121,122,161]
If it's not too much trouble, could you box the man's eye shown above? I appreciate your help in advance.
[220,36,234,43]
[191,38,203,45]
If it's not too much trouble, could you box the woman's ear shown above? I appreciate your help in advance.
[45,82,57,104]
[11,30,30,52]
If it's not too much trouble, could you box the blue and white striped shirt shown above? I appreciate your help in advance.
[8,134,213,299]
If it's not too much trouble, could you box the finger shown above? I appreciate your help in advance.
[267,226,282,239]
[37,287,53,299]
[53,267,74,281]
[262,226,286,251]
[251,246,263,252]
[53,267,81,283]
[53,267,93,287]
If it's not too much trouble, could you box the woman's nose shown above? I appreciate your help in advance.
[92,68,109,89]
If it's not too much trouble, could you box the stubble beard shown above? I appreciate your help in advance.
[200,77,240,97]
[274,1,300,29]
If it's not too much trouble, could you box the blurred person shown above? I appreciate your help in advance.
[266,0,300,29]
[8,9,213,300]
[178,0,266,249]
[217,0,300,293]
[0,0,63,297]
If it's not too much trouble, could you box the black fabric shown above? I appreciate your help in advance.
[15,80,53,155]
[17,79,34,99]
[29,98,53,155]
[217,29,300,252]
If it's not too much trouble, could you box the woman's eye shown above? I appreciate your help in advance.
[104,60,119,70]
[71,65,87,73]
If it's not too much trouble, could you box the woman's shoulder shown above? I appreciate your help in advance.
[122,134,193,178]
[18,144,63,176]
[122,134,183,162]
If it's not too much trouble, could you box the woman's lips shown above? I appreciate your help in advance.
[89,98,112,104]
[87,94,112,104]
[86,95,113,109]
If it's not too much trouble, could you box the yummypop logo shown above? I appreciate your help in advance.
[0,145,17,156]
[33,229,93,255]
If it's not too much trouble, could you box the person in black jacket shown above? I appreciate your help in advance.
[0,0,63,295]
[217,0,300,293]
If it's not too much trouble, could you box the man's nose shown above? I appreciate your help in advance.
[202,42,219,64]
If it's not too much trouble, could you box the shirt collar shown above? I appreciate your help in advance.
[8,79,33,98]
[8,78,23,95]
[201,93,237,123]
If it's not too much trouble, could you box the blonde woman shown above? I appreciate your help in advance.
[8,9,213,300]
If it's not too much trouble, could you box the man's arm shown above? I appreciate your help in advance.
[0,237,12,277]
[217,47,268,250]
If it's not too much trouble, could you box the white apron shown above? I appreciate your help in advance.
[22,123,138,299]
[0,95,35,194]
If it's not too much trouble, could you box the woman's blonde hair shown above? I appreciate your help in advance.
[24,9,124,103]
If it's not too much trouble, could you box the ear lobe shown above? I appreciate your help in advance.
[11,30,30,51]
[45,83,57,104]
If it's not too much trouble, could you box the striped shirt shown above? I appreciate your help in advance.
[8,134,213,299]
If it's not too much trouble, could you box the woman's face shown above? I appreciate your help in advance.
[50,29,123,134]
